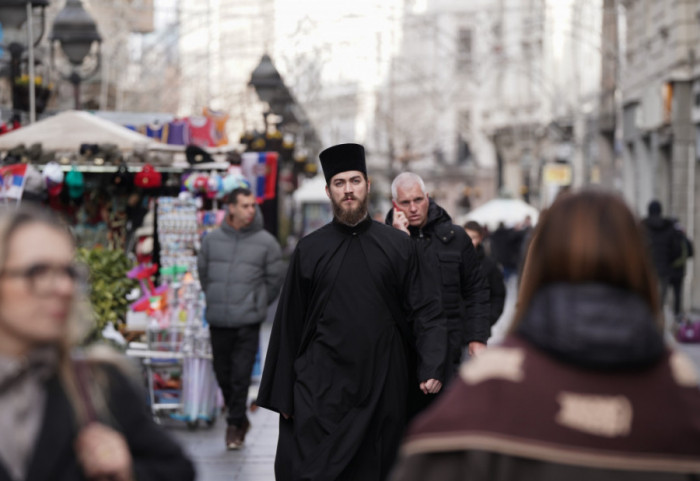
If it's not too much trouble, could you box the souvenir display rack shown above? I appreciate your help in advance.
[126,195,219,428]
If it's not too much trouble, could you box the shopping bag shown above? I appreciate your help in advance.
[676,317,700,343]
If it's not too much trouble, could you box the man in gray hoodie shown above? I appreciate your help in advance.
[197,187,284,450]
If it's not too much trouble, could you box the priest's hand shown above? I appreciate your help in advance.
[420,379,442,395]
[392,208,410,235]
[282,413,292,420]
[468,341,487,357]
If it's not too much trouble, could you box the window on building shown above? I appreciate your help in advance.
[457,111,471,164]
[457,28,472,71]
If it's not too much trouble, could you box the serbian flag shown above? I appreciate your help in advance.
[241,152,278,203]
[0,163,27,201]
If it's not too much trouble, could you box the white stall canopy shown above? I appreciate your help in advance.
[0,110,155,152]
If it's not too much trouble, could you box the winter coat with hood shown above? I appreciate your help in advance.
[386,200,490,345]
[197,207,284,328]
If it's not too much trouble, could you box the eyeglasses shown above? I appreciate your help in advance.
[0,262,87,294]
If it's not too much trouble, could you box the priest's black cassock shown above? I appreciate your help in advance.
[257,215,446,481]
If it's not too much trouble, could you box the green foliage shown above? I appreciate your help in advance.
[76,247,137,343]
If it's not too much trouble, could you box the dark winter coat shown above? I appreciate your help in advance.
[389,283,700,481]
[474,243,506,326]
[0,362,195,481]
[642,215,678,280]
[258,216,446,481]
[197,208,284,328]
[386,201,490,346]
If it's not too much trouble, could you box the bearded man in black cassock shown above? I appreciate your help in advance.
[257,143,447,481]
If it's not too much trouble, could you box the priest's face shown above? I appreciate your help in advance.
[326,170,370,225]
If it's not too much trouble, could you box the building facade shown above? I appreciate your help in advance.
[620,0,700,312]
[368,0,603,216]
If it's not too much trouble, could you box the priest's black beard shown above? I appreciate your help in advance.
[332,194,369,226]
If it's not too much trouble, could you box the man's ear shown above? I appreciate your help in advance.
[367,179,371,193]
[325,185,331,199]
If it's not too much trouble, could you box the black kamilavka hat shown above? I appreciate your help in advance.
[319,143,366,183]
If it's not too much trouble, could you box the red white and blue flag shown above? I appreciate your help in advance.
[0,163,27,201]
[241,152,278,203]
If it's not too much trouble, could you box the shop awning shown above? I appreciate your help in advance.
[0,110,156,152]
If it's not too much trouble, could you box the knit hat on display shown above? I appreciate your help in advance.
[65,168,85,199]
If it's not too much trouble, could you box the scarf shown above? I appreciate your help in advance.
[0,347,59,481]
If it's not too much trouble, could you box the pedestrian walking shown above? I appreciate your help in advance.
[197,185,284,450]
[257,143,447,481]
[387,172,489,385]
[489,222,517,281]
[642,199,686,316]
[0,206,195,481]
[390,190,700,480]
[464,220,506,327]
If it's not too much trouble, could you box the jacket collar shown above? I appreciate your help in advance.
[332,214,373,235]
[220,205,264,236]
[412,200,455,242]
[385,200,456,242]
[517,283,665,369]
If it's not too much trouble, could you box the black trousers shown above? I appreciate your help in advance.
[209,324,260,426]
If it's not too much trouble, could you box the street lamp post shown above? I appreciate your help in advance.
[249,54,287,107]
[249,54,322,153]
[0,0,50,122]
[49,0,100,110]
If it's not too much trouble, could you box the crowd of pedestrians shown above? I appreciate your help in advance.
[3,141,700,481]
[390,190,700,480]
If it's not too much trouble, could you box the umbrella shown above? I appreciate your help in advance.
[463,198,539,231]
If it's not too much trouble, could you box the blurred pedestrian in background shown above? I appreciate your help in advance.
[489,217,532,284]
[197,185,284,450]
[489,222,517,281]
[463,220,506,328]
[0,206,195,481]
[642,200,681,314]
[387,172,490,386]
[390,190,700,480]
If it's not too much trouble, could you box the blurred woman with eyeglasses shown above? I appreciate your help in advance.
[0,206,195,481]
[390,190,700,481]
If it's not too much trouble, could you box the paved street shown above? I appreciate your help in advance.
[168,317,278,481]
[168,390,278,481]
[165,279,700,481]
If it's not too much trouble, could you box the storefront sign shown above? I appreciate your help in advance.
[543,163,572,186]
